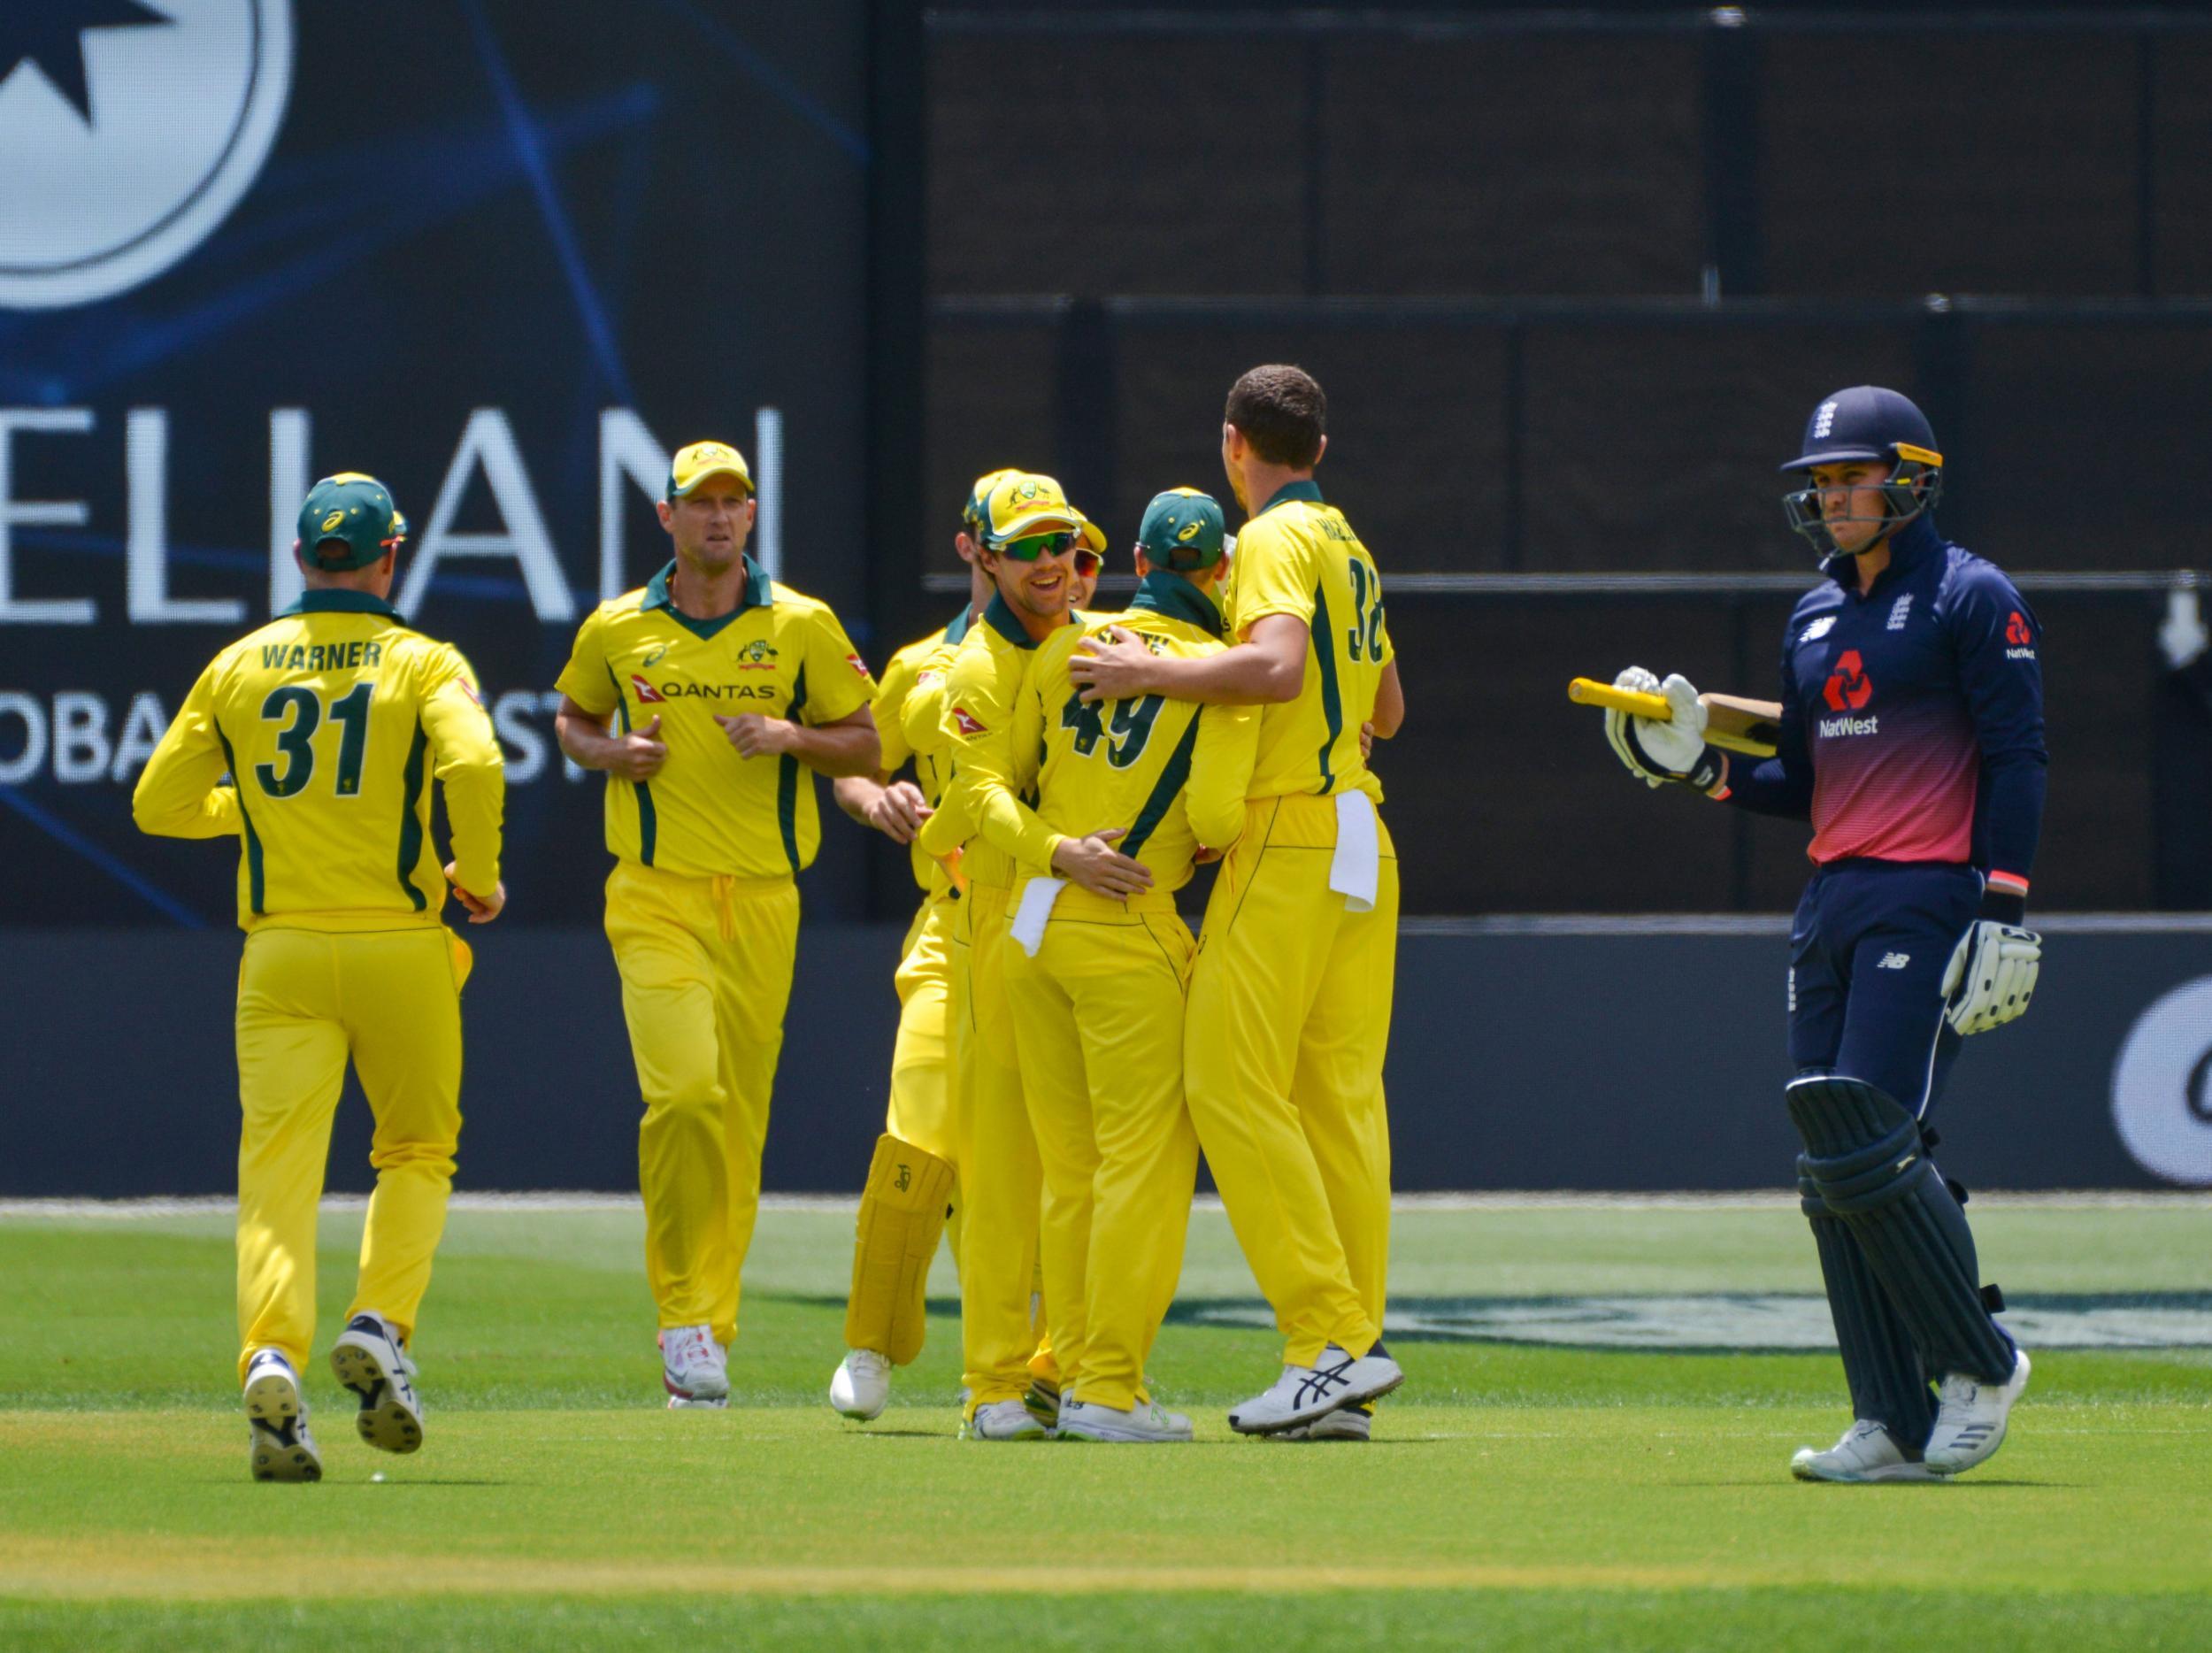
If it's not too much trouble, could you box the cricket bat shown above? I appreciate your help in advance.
[1568,677,1783,757]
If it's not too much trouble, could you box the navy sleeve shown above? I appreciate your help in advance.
[1720,626,1814,820]
[1946,559,2048,898]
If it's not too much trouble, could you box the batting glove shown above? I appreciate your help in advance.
[1604,666,1727,794]
[1940,896,2043,1035]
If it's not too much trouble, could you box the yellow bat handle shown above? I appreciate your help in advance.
[1568,677,1673,721]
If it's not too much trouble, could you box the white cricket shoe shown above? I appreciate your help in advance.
[1056,1398,1193,1443]
[1790,1419,1938,1484]
[1227,1343,1403,1436]
[330,1311,424,1454]
[831,1349,891,1421]
[1280,1403,1373,1442]
[960,1398,1049,1441]
[1924,1347,2031,1475]
[242,1349,322,1483]
[659,1324,728,1407]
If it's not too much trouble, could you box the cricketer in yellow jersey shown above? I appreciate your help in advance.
[823,465,1108,1425]
[819,469,1005,1422]
[553,441,879,1408]
[132,473,506,1482]
[918,471,1138,1440]
[1070,366,1407,1438]
[977,488,1261,1443]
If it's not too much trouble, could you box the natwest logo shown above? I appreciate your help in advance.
[1822,649,1873,713]
[2006,611,2033,647]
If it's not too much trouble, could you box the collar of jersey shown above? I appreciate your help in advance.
[945,602,975,646]
[1255,477,1325,518]
[642,555,772,639]
[982,591,1052,650]
[1127,569,1224,635]
[276,589,406,621]
[1823,512,1939,599]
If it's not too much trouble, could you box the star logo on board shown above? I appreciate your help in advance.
[0,0,173,124]
[0,0,295,311]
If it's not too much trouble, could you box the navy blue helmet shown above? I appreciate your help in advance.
[1780,386,1943,558]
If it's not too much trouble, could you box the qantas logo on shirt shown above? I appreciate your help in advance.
[1822,650,1873,713]
[846,652,872,678]
[631,675,666,703]
[2004,610,2038,660]
[952,706,987,736]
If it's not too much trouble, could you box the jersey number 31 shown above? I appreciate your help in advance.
[256,684,375,799]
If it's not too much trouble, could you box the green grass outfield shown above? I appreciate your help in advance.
[3,1197,2209,1649]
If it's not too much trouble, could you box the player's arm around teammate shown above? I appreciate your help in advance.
[1002,490,1258,1444]
[1599,387,2044,1484]
[550,441,876,1410]
[907,472,1109,1439]
[133,473,504,1482]
[1080,368,1405,1440]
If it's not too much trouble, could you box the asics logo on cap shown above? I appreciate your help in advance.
[321,509,345,533]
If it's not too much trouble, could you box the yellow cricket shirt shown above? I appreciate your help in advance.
[1010,572,1260,894]
[555,556,876,880]
[1228,479,1391,804]
[915,593,1068,890]
[872,604,974,896]
[132,589,504,932]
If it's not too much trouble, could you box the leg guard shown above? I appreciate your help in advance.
[843,1134,956,1366]
[1788,1076,2015,1384]
[1797,1160,1936,1451]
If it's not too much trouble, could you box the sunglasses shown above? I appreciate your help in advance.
[1073,550,1101,577]
[996,530,1079,563]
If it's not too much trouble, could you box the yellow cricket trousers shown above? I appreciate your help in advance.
[234,923,469,1383]
[886,889,962,1266]
[1002,887,1200,1411]
[887,892,959,1169]
[949,879,1051,1411]
[1184,794,1399,1368]
[603,860,799,1346]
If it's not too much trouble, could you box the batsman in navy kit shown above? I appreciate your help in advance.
[1601,387,2045,1483]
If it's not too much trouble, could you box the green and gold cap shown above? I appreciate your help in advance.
[667,440,754,502]
[978,471,1106,555]
[296,473,406,570]
[1135,487,1225,570]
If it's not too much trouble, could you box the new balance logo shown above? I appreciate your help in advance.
[1878,952,1911,969]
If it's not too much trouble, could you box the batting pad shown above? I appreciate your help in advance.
[1799,1159,1936,1449]
[1789,1075,2016,1385]
[843,1134,956,1367]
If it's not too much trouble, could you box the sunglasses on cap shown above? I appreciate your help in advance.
[995,529,1079,562]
